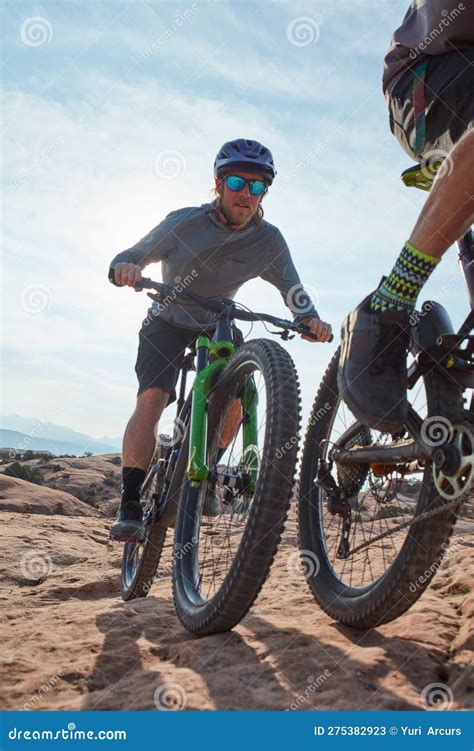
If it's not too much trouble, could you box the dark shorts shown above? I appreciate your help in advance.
[388,50,474,161]
[135,317,215,404]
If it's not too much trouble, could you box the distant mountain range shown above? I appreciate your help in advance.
[0,415,121,457]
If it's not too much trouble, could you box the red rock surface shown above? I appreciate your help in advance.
[0,495,472,711]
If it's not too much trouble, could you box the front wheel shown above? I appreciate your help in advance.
[173,339,301,635]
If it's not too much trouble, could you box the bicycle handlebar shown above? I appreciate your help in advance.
[135,277,334,343]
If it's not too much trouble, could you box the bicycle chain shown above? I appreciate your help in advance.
[347,495,463,558]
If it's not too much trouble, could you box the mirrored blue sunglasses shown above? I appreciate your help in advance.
[225,175,268,196]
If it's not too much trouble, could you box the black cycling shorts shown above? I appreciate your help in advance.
[388,50,474,161]
[135,317,215,404]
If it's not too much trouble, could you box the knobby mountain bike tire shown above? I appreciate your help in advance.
[173,339,301,635]
[298,349,470,628]
[121,437,170,601]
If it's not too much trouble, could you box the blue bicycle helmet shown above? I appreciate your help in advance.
[214,139,276,185]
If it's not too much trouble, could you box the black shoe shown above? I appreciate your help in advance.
[110,501,144,542]
[337,291,411,433]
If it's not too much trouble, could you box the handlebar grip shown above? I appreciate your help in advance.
[300,324,334,343]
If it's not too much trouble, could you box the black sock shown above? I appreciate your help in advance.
[121,467,146,505]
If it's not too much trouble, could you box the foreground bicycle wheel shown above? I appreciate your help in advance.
[121,437,170,601]
[298,349,471,628]
[173,339,301,635]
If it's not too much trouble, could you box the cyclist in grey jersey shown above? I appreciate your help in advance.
[109,138,332,541]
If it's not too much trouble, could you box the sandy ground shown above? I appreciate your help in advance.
[1,498,472,712]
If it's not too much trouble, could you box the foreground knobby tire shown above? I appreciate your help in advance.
[173,339,301,635]
[121,439,169,601]
[298,349,469,628]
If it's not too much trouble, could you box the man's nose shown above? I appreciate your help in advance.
[239,183,251,197]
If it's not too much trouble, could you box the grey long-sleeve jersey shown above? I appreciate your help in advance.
[108,202,319,330]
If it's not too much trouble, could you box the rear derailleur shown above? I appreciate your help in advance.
[315,461,352,559]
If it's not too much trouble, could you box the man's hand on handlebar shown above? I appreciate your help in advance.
[300,316,333,343]
[113,263,143,291]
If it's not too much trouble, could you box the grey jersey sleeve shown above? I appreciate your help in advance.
[260,229,319,321]
[108,209,181,285]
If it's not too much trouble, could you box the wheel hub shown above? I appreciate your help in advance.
[432,424,473,500]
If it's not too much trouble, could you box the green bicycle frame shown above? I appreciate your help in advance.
[187,336,259,489]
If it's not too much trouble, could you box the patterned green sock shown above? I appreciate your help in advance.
[371,241,440,313]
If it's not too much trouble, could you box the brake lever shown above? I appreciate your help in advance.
[269,329,295,340]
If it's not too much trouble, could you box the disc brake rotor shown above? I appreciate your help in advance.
[433,423,473,500]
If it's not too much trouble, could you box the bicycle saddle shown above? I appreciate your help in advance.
[400,163,434,192]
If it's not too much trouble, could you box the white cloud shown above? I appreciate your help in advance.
[2,0,468,436]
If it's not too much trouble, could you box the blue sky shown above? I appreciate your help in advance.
[2,0,470,438]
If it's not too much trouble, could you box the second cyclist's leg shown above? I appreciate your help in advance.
[338,51,474,432]
[408,130,474,257]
